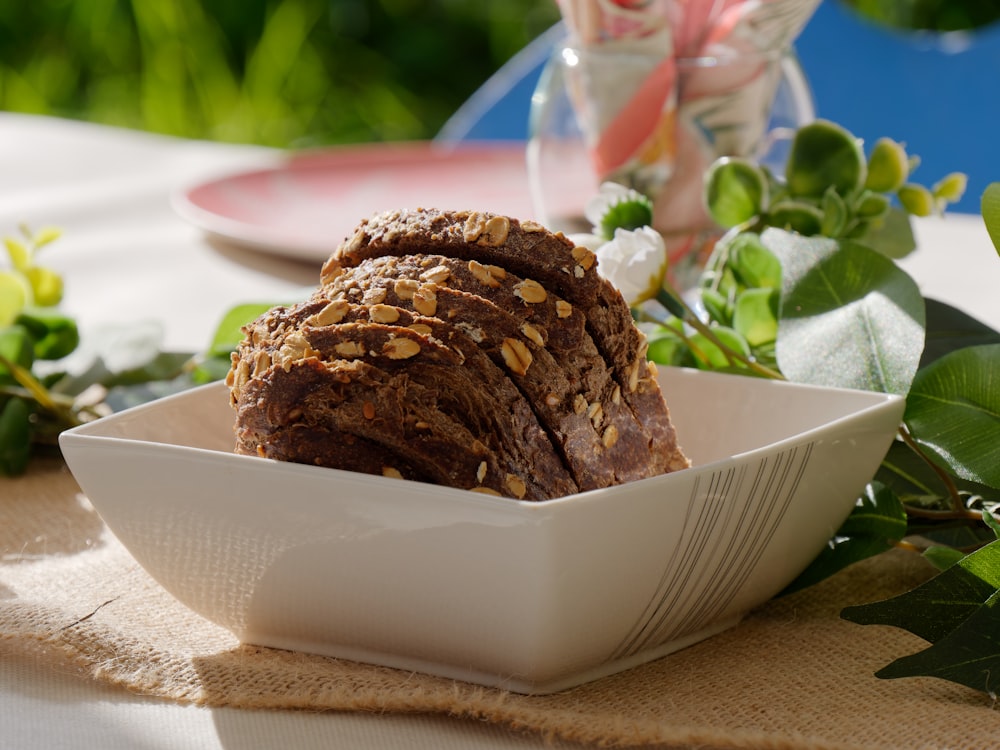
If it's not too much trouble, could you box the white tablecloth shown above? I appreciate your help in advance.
[1,112,998,749]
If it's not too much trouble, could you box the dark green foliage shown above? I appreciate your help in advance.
[0,1,560,147]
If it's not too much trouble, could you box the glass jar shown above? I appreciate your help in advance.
[527,43,815,285]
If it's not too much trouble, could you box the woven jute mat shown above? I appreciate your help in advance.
[3,457,998,749]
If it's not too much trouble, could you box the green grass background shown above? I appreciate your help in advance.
[0,0,560,147]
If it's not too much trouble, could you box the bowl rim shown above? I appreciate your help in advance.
[58,367,905,512]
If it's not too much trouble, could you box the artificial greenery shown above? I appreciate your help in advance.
[0,226,260,471]
[606,119,999,699]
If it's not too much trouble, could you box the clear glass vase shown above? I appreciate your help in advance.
[527,43,815,284]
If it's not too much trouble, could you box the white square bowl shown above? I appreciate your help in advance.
[59,367,904,694]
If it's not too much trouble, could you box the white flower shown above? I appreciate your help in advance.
[593,226,667,306]
[584,182,647,230]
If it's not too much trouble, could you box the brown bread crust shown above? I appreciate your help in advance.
[322,255,659,487]
[324,208,688,475]
[229,208,689,500]
[232,306,578,500]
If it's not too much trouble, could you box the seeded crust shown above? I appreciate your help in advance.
[229,208,689,501]
[323,255,658,488]
[324,208,689,476]
[231,306,576,500]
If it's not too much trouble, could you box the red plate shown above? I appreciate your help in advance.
[172,141,540,263]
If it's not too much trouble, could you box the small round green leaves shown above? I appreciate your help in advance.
[1,225,66,323]
[24,265,63,307]
[0,271,30,326]
[768,200,824,235]
[897,183,935,217]
[704,157,769,229]
[726,231,782,289]
[865,137,910,192]
[732,287,778,347]
[702,120,965,248]
[16,308,80,360]
[933,173,967,204]
[786,119,867,198]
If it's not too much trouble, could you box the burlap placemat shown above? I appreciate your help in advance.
[2,457,998,749]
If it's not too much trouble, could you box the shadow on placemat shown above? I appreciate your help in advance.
[179,550,981,749]
[1,457,107,559]
[3,457,999,749]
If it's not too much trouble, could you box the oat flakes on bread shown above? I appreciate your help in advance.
[227,207,689,500]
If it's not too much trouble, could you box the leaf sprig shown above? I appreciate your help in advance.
[593,119,1000,698]
[1,225,64,325]
[0,228,264,476]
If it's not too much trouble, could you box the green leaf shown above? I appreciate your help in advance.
[785,120,867,199]
[0,396,32,475]
[874,440,998,512]
[732,288,778,347]
[897,183,935,217]
[904,344,1000,487]
[99,350,193,388]
[767,229,925,394]
[646,328,691,367]
[865,137,909,193]
[921,298,1000,367]
[842,538,1000,643]
[982,182,1000,255]
[932,173,967,204]
[47,348,193,401]
[23,265,63,307]
[0,325,35,377]
[3,237,30,271]
[102,370,200,412]
[726,232,781,289]
[854,191,891,219]
[189,354,234,384]
[704,157,768,228]
[786,536,894,596]
[766,200,824,236]
[783,482,907,595]
[872,586,1000,695]
[843,540,1000,696]
[820,186,849,236]
[700,288,731,327]
[687,325,750,370]
[15,308,80,360]
[30,226,63,249]
[851,207,916,260]
[82,320,166,374]
[207,303,276,358]
[923,546,967,571]
[838,481,910,540]
[984,509,1000,539]
[0,271,30,326]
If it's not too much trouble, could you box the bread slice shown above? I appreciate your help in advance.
[323,208,689,476]
[229,208,689,500]
[323,254,664,487]
[230,301,577,500]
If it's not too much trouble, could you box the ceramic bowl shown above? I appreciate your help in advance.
[59,368,904,694]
